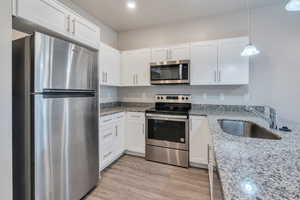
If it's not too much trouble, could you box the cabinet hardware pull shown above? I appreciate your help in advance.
[115,126,118,136]
[214,71,217,82]
[72,18,76,34]
[104,151,112,158]
[142,124,145,135]
[103,132,113,138]
[66,15,71,32]
[103,119,112,123]
[131,115,141,118]
[218,71,221,82]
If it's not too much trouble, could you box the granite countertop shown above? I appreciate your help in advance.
[204,111,300,200]
[100,105,153,116]
[101,105,300,199]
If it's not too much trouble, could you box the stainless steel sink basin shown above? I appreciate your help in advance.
[218,119,281,140]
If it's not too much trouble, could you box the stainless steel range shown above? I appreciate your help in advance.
[145,94,192,168]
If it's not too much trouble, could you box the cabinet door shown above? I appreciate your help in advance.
[151,48,168,63]
[114,115,125,157]
[169,44,190,60]
[134,49,151,86]
[99,43,110,85]
[17,0,70,37]
[189,116,211,166]
[190,41,218,85]
[125,113,145,154]
[218,37,249,84]
[99,43,120,86]
[111,49,121,86]
[71,13,100,49]
[121,51,135,86]
[99,123,114,170]
[12,0,17,16]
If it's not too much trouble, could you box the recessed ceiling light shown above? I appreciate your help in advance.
[285,0,300,11]
[127,1,136,9]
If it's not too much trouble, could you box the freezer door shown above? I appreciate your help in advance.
[34,32,97,92]
[34,94,98,200]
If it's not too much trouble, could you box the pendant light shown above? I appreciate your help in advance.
[241,0,260,57]
[285,0,300,11]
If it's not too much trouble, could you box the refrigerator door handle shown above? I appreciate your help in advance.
[42,89,96,93]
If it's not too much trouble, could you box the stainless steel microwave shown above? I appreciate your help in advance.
[150,60,190,85]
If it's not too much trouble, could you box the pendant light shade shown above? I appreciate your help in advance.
[241,0,260,57]
[241,44,260,56]
[285,0,300,11]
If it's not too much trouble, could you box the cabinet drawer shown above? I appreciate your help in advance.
[101,144,114,168]
[100,125,114,146]
[115,112,125,121]
[100,115,114,125]
[127,112,145,121]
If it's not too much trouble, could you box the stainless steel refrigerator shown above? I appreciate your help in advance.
[13,32,99,200]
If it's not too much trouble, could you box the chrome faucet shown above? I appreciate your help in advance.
[245,106,277,129]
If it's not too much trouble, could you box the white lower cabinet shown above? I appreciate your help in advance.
[114,113,125,157]
[189,116,212,167]
[125,112,146,155]
[99,112,125,171]
[99,112,145,171]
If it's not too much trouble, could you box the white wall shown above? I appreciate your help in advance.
[0,0,12,199]
[118,4,300,123]
[58,0,118,48]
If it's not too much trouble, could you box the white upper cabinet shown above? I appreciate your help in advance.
[15,0,100,49]
[218,37,249,85]
[70,13,100,49]
[191,37,249,85]
[12,0,17,16]
[191,41,219,85]
[121,49,151,87]
[151,44,190,62]
[99,43,121,86]
[121,51,136,86]
[168,44,190,61]
[151,48,169,63]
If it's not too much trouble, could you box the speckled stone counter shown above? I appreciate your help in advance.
[101,104,300,199]
[100,102,153,116]
[205,111,300,200]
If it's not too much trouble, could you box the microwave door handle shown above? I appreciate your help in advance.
[179,64,182,80]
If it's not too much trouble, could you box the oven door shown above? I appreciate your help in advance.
[146,114,189,150]
[150,62,189,85]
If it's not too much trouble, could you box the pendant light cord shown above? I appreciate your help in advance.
[246,0,252,44]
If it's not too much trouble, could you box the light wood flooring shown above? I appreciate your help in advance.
[86,155,211,200]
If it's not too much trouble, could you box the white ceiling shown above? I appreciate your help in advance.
[71,0,282,32]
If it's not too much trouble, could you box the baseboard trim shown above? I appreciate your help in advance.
[124,150,145,158]
[190,162,208,169]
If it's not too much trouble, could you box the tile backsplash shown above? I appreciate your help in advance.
[99,86,118,103]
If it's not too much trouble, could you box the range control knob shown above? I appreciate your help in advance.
[186,97,189,100]
[182,97,185,100]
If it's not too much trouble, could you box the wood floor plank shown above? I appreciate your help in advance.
[86,155,210,200]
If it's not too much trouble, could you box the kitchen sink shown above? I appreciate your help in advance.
[218,119,281,140]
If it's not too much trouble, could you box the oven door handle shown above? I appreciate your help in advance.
[146,113,188,120]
